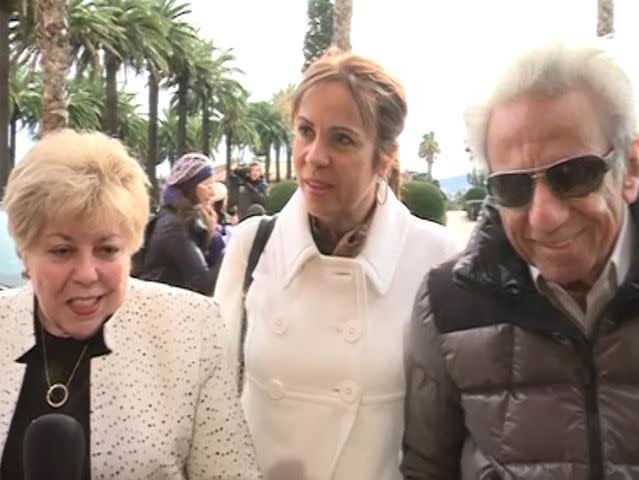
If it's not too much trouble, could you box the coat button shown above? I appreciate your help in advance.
[267,379,285,400]
[270,315,287,335]
[339,380,359,403]
[343,321,361,343]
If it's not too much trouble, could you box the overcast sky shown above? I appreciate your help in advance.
[187,0,639,179]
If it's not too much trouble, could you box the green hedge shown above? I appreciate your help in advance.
[400,180,447,226]
[265,180,298,214]
[464,186,488,201]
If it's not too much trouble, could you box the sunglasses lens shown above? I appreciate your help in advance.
[487,173,534,208]
[546,155,609,197]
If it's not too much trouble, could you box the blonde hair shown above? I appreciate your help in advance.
[3,129,150,255]
[291,49,407,195]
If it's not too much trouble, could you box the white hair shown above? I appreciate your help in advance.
[465,43,638,176]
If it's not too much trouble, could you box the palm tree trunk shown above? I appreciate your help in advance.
[147,69,159,204]
[275,141,281,182]
[37,0,71,134]
[9,109,17,168]
[201,93,210,156]
[264,146,272,183]
[332,0,353,51]
[104,51,120,137]
[597,0,614,37]
[0,3,10,188]
[177,71,189,156]
[286,144,292,179]
[225,129,232,188]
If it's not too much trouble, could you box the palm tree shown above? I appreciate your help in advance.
[418,131,440,178]
[214,77,253,185]
[200,45,242,158]
[8,62,41,163]
[332,0,353,51]
[158,106,206,165]
[146,0,194,197]
[96,0,170,137]
[272,85,295,180]
[33,0,71,133]
[597,0,614,37]
[249,101,275,179]
[0,0,12,188]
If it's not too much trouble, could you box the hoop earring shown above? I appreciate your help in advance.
[376,177,389,205]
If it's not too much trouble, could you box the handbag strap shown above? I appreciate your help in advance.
[238,215,277,395]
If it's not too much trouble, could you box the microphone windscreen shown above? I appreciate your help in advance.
[23,413,86,480]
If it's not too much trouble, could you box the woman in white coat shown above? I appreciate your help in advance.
[0,130,259,479]
[214,50,461,480]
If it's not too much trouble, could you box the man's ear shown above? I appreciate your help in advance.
[621,140,639,204]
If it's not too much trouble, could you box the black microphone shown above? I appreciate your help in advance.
[23,413,86,480]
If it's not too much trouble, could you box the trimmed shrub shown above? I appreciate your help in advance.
[265,180,298,214]
[464,186,488,201]
[464,187,487,221]
[400,180,447,226]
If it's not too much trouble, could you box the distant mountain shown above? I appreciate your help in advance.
[437,174,470,195]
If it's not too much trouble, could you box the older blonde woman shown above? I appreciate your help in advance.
[0,130,260,479]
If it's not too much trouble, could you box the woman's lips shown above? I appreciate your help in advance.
[67,296,103,316]
[304,179,332,192]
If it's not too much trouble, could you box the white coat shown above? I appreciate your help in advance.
[215,190,461,480]
[0,279,260,479]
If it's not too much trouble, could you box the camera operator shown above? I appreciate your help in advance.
[236,161,268,220]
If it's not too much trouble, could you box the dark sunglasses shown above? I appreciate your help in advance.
[487,150,615,208]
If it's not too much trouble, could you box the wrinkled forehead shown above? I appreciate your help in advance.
[487,90,608,171]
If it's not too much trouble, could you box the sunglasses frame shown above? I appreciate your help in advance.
[487,149,616,208]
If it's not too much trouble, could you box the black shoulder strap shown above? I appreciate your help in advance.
[238,215,277,395]
[242,215,277,295]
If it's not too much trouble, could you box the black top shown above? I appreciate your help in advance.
[1,309,111,480]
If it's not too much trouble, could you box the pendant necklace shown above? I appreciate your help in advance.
[40,323,88,409]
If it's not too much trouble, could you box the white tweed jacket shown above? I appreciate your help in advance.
[0,279,260,479]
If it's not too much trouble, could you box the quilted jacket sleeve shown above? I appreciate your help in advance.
[401,275,466,480]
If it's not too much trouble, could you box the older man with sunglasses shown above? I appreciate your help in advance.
[402,43,639,480]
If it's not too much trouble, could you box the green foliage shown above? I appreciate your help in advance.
[302,0,333,71]
[467,166,487,188]
[265,180,298,215]
[464,186,488,201]
[401,180,447,226]
[464,187,487,221]
[418,130,440,177]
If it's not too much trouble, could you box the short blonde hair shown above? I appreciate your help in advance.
[3,129,150,255]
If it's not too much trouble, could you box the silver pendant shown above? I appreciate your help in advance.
[46,383,69,408]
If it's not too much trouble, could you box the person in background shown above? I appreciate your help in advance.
[136,153,224,295]
[237,161,269,220]
[402,43,639,479]
[211,181,235,245]
[215,49,461,480]
[0,129,260,479]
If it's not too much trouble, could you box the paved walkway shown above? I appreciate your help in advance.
[446,210,476,245]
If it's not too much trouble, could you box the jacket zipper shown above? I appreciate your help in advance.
[580,343,604,480]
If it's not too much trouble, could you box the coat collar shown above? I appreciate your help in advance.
[454,197,639,296]
[274,189,411,295]
[6,280,137,361]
